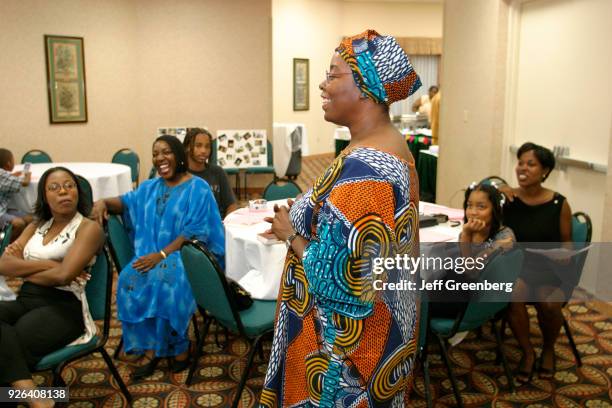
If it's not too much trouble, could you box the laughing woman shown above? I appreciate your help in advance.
[91,135,225,378]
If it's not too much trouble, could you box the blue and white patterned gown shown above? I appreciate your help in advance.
[117,176,225,357]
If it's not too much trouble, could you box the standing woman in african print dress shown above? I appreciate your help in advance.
[260,30,421,407]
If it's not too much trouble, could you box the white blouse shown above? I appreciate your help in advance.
[23,212,97,345]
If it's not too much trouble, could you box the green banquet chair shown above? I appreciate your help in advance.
[181,240,276,408]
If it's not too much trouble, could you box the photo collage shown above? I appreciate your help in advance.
[216,129,268,169]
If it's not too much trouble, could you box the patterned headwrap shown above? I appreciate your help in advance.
[336,29,422,105]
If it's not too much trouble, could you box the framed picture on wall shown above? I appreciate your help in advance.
[293,58,309,111]
[44,35,88,123]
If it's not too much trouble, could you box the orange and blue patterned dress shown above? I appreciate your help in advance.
[259,147,420,407]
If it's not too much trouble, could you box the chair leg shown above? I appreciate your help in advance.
[244,171,249,200]
[492,321,515,393]
[100,347,132,402]
[215,323,223,348]
[256,340,264,361]
[192,314,201,345]
[436,334,464,408]
[563,316,582,367]
[231,335,262,408]
[235,173,241,200]
[495,318,508,365]
[187,317,212,385]
[114,338,124,360]
[215,326,229,348]
[420,340,433,408]
[52,365,67,387]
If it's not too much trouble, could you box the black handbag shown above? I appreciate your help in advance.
[227,278,253,311]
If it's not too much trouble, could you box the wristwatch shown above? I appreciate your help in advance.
[285,231,299,249]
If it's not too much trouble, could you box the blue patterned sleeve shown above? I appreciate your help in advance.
[119,184,140,232]
[183,179,226,268]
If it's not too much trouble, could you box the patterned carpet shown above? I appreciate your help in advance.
[8,153,612,407]
[14,289,612,407]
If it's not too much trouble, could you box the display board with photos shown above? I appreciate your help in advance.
[156,127,188,142]
[216,130,267,169]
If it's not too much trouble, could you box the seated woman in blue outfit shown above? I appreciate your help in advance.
[91,135,225,379]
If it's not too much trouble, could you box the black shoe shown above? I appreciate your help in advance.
[132,357,160,380]
[171,357,191,373]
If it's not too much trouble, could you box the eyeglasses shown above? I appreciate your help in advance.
[325,70,353,82]
[47,181,77,192]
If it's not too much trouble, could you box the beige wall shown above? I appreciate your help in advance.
[272,0,342,155]
[0,0,139,165]
[0,0,272,183]
[500,0,611,242]
[272,0,443,155]
[604,121,612,241]
[436,0,510,208]
[341,1,443,37]
[438,0,612,293]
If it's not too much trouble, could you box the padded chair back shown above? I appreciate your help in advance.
[181,241,244,334]
[85,247,111,321]
[210,139,218,166]
[21,149,52,164]
[107,215,134,271]
[567,212,592,292]
[480,176,508,186]
[266,140,273,166]
[0,224,13,256]
[572,212,592,243]
[263,179,302,201]
[75,175,93,210]
[148,167,157,179]
[460,249,524,331]
[112,148,140,185]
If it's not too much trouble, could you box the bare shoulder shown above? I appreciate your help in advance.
[77,217,104,240]
[386,130,413,164]
[15,222,38,246]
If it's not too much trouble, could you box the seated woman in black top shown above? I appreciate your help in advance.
[183,128,238,217]
[499,142,572,384]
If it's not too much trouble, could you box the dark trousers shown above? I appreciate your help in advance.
[0,282,84,384]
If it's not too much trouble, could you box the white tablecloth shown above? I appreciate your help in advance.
[225,200,462,300]
[10,162,133,213]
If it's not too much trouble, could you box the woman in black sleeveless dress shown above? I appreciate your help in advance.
[501,143,572,385]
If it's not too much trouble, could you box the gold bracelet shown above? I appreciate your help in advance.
[159,250,167,259]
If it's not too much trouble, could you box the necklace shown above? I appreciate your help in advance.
[156,184,172,216]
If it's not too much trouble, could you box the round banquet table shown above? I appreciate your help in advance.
[9,162,133,213]
[224,200,462,300]
[224,201,287,301]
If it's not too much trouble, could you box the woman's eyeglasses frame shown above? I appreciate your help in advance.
[46,181,77,192]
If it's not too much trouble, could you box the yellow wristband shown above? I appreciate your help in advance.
[159,250,167,259]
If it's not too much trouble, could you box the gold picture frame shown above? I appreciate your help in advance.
[45,35,88,123]
[293,58,309,111]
